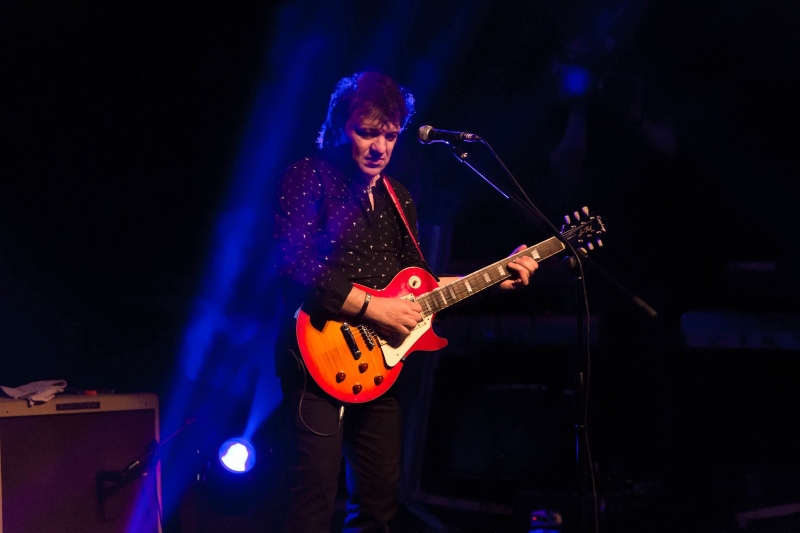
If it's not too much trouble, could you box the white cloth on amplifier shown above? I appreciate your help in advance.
[1,380,67,406]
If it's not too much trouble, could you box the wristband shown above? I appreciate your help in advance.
[356,293,372,317]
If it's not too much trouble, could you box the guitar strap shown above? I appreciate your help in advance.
[382,176,439,280]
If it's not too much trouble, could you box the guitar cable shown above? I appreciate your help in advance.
[289,347,346,437]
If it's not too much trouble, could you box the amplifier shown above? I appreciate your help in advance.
[0,393,161,533]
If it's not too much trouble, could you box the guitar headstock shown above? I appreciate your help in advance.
[560,206,606,255]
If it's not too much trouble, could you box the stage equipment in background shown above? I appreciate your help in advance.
[218,437,257,474]
[677,321,800,530]
[0,393,161,533]
[419,345,578,500]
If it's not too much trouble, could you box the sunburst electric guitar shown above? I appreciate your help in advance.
[296,208,606,403]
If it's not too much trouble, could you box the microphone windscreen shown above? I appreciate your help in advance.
[418,125,433,144]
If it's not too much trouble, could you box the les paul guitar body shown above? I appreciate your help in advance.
[296,208,606,403]
[296,267,446,404]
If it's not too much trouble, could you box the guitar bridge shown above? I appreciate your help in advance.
[340,323,362,360]
[357,325,375,350]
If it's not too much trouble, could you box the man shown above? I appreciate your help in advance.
[273,71,538,533]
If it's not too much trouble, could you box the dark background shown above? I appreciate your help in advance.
[3,1,799,532]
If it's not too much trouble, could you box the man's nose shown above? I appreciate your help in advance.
[370,136,386,153]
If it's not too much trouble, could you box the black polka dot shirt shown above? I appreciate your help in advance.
[274,153,427,317]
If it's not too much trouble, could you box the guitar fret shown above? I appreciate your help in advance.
[417,236,571,318]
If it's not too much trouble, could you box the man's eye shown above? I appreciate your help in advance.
[385,134,398,141]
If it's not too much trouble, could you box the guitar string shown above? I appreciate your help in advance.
[419,235,567,316]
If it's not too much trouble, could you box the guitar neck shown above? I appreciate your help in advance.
[417,236,566,316]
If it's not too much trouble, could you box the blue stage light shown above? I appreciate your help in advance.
[559,64,592,98]
[218,438,257,474]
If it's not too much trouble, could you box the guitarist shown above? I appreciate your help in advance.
[273,71,538,533]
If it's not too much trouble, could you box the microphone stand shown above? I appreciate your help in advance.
[96,441,158,522]
[446,140,657,533]
[96,417,196,522]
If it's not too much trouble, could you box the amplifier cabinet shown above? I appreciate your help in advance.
[0,393,161,533]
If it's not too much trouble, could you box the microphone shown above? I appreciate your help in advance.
[418,125,482,145]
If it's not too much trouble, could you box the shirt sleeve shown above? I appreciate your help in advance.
[273,158,353,314]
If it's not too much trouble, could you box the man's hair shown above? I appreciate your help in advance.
[317,71,415,149]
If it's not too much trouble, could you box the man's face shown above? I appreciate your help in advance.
[342,113,400,181]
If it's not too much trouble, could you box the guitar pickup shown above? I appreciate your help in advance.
[340,322,362,360]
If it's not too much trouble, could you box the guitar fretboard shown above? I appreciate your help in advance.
[417,236,566,317]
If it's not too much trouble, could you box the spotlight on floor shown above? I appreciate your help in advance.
[218,437,256,474]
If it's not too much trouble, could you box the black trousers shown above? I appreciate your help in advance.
[281,375,402,533]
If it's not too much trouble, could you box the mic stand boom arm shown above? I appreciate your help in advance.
[449,141,657,318]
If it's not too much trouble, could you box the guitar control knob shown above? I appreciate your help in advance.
[359,363,368,373]
[374,375,384,385]
[352,383,362,394]
[336,372,346,383]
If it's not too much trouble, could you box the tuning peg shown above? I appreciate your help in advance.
[596,239,603,247]
[573,210,581,221]
[587,242,595,251]
[581,206,590,216]
[563,214,571,225]
[579,247,588,255]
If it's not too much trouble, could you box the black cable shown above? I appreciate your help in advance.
[288,347,345,437]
